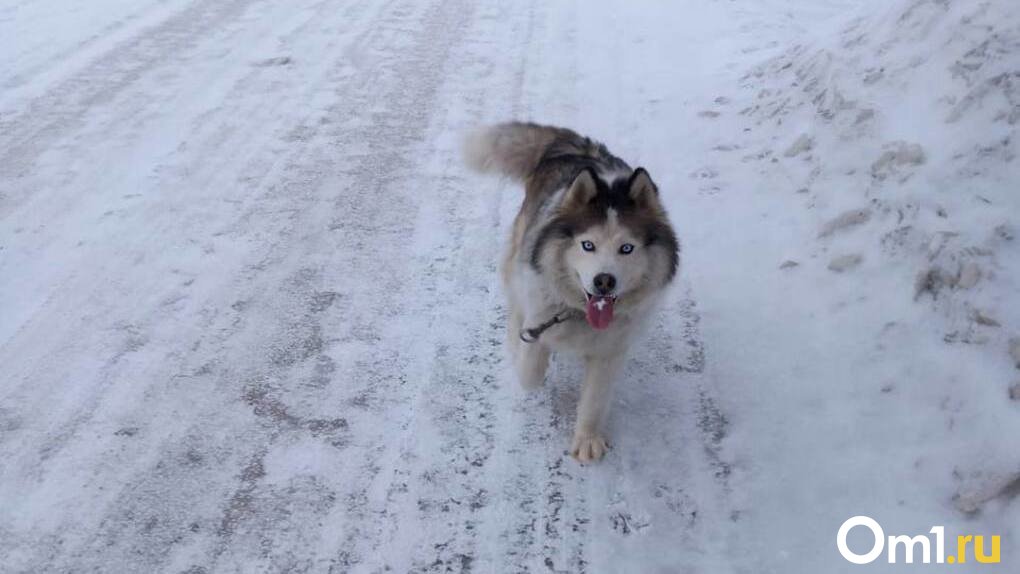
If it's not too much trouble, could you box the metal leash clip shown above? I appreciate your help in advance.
[519,310,575,343]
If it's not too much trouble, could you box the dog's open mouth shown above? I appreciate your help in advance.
[584,292,617,330]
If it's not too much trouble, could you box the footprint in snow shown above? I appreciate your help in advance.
[253,56,293,67]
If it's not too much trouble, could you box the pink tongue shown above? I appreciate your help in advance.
[585,296,615,330]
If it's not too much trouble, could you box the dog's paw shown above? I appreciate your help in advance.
[571,434,609,463]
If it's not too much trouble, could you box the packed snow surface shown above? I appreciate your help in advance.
[1,0,1017,572]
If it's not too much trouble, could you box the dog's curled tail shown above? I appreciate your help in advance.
[463,122,569,181]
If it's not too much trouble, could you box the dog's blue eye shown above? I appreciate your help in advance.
[619,243,634,254]
[581,240,595,252]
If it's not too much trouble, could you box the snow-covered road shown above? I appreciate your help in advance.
[2,0,1017,572]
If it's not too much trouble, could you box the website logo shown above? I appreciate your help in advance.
[837,515,1001,565]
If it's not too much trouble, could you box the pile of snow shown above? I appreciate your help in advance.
[745,0,1019,343]
[693,0,1020,568]
[743,0,1019,407]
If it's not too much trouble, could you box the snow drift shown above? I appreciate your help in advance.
[735,0,1019,536]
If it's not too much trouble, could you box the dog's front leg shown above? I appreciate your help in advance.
[571,353,623,462]
[514,341,550,390]
[506,304,523,357]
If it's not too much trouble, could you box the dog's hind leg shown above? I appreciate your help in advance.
[514,342,550,390]
[571,353,624,462]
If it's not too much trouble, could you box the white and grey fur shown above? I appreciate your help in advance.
[464,122,680,462]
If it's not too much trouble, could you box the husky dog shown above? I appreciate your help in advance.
[464,122,679,462]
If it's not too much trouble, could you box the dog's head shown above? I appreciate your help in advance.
[531,168,679,329]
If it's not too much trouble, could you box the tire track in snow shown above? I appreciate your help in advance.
[207,0,479,569]
[0,0,366,348]
[0,0,264,212]
[0,0,740,571]
[311,2,550,570]
[301,1,525,569]
[0,0,432,571]
[1,0,194,102]
[0,0,376,487]
[179,0,483,570]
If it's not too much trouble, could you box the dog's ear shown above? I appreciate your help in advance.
[562,168,598,209]
[628,168,662,210]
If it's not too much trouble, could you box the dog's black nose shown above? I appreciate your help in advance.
[593,273,616,295]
